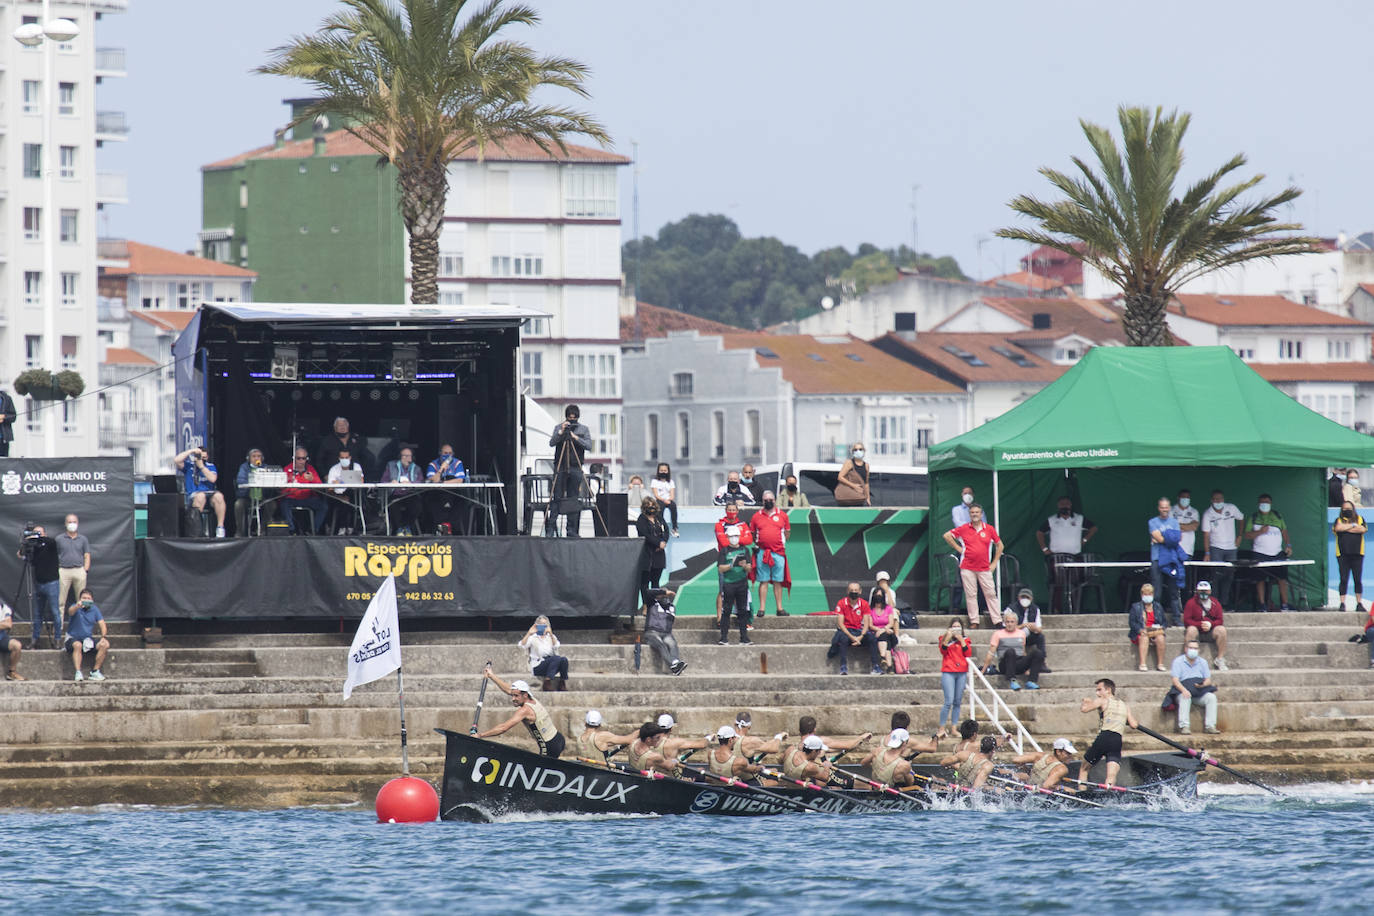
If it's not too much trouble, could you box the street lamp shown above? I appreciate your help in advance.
[13,5,80,457]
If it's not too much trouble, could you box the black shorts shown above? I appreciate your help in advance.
[1084,730,1123,766]
[1256,555,1289,580]
[543,732,566,759]
[63,637,101,655]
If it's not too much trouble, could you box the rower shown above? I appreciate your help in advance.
[576,710,637,763]
[626,722,680,775]
[1012,737,1078,790]
[939,719,982,768]
[781,734,837,783]
[1080,677,1138,787]
[477,668,565,758]
[953,736,997,789]
[890,711,938,758]
[795,715,872,757]
[708,726,764,782]
[859,728,917,788]
[655,713,710,761]
[732,711,787,763]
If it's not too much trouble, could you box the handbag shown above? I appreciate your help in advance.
[890,648,910,675]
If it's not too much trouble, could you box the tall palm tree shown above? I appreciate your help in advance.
[260,0,609,303]
[997,106,1320,346]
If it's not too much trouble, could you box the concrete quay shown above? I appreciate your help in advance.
[0,611,1370,808]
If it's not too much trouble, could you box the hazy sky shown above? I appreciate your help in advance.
[100,1,1374,286]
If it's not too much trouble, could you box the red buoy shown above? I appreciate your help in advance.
[375,776,439,823]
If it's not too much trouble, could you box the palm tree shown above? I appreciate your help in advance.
[260,0,609,303]
[997,106,1320,346]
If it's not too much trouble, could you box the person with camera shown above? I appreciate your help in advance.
[64,588,109,682]
[548,405,592,537]
[17,524,61,649]
[0,599,25,680]
[716,529,755,646]
[520,615,569,691]
[174,446,227,537]
[56,513,91,616]
[644,588,687,675]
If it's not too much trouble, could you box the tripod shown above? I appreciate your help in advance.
[14,539,45,649]
[546,419,605,538]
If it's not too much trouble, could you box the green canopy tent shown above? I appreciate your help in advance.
[928,346,1374,611]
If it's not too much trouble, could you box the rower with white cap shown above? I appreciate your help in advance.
[478,666,566,758]
[654,712,710,762]
[707,725,765,782]
[1011,737,1078,790]
[858,728,917,788]
[781,734,837,783]
[575,710,639,763]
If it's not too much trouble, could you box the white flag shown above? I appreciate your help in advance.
[343,575,402,700]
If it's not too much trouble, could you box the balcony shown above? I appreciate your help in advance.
[96,171,128,204]
[95,111,129,141]
[98,411,152,448]
[94,47,126,78]
[97,295,127,323]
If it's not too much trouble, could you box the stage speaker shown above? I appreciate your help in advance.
[594,492,628,538]
[146,493,181,538]
[271,346,299,380]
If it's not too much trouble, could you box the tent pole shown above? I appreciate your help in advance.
[993,468,1002,606]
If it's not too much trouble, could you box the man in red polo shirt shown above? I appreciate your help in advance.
[943,503,1004,628]
[825,582,881,675]
[281,447,326,534]
[749,490,791,618]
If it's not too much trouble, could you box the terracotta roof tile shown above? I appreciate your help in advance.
[1248,362,1374,383]
[939,296,1132,345]
[1170,294,1370,327]
[105,241,256,279]
[622,302,745,341]
[881,332,1068,384]
[204,130,629,170]
[102,347,158,367]
[130,310,197,332]
[982,271,1064,292]
[718,333,961,395]
[1356,283,1374,298]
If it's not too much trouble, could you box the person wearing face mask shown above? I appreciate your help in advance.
[1343,470,1364,509]
[1003,587,1050,672]
[634,496,669,615]
[55,513,92,618]
[1147,497,1185,627]
[325,447,366,535]
[1182,580,1229,670]
[316,416,365,481]
[713,499,754,625]
[426,443,468,535]
[834,443,871,507]
[826,582,880,675]
[979,609,1046,690]
[1201,489,1244,606]
[749,490,791,617]
[281,448,327,534]
[1169,639,1219,735]
[943,503,1004,628]
[1171,489,1201,557]
[716,529,755,646]
[1332,501,1368,614]
[234,447,275,536]
[63,588,109,682]
[952,487,975,527]
[778,474,810,509]
[713,470,756,507]
[1036,496,1098,611]
[740,463,764,504]
[1128,583,1169,672]
[381,447,424,535]
[519,615,569,691]
[1243,493,1293,610]
[648,463,680,535]
[936,619,972,738]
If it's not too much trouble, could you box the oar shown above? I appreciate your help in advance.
[1063,777,1159,799]
[576,756,669,780]
[985,773,1106,808]
[760,767,886,813]
[468,659,492,735]
[677,762,827,814]
[1134,724,1282,796]
[830,765,924,811]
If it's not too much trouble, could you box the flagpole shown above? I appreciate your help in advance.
[396,666,410,777]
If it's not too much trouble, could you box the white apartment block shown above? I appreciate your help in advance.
[0,0,125,456]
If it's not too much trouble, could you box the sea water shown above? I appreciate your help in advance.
[4,784,1372,914]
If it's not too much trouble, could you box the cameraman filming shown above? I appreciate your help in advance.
[16,524,61,648]
[548,404,592,537]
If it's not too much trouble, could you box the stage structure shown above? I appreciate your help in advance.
[173,303,542,534]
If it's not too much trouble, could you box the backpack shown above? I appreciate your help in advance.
[890,648,910,675]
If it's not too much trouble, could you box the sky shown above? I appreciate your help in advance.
[98,0,1374,288]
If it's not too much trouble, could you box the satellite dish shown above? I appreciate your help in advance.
[821,296,834,311]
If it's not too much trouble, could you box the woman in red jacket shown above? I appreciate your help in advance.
[937,618,973,738]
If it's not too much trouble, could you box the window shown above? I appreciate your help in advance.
[438,287,464,306]
[22,80,40,115]
[915,426,934,450]
[23,207,41,241]
[1300,391,1354,427]
[59,146,76,179]
[646,413,659,461]
[60,336,77,371]
[1233,346,1255,360]
[190,282,202,304]
[1278,339,1303,360]
[566,353,617,397]
[23,272,41,307]
[1054,346,1081,363]
[23,144,41,179]
[521,317,548,337]
[60,273,78,307]
[58,82,75,116]
[439,252,464,276]
[1328,339,1353,360]
[596,412,619,456]
[25,335,42,369]
[563,165,617,218]
[61,399,78,435]
[676,473,689,505]
[672,372,693,397]
[205,239,230,262]
[711,410,725,459]
[488,228,543,277]
[677,412,691,460]
[60,209,77,244]
[868,414,910,457]
[521,351,543,396]
[744,410,761,458]
[176,283,189,309]
[239,181,248,208]
[25,399,40,436]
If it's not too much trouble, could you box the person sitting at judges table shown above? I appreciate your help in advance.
[317,416,367,481]
[280,448,327,534]
[233,448,275,536]
[648,462,680,535]
[64,588,109,682]
[549,404,593,537]
[625,722,680,774]
[0,599,25,680]
[1079,677,1137,787]
[380,447,424,535]
[325,447,365,535]
[778,473,810,509]
[520,615,569,691]
[1170,638,1220,735]
[708,725,766,783]
[1003,587,1050,672]
[575,710,637,763]
[826,582,880,675]
[634,496,668,615]
[644,588,687,675]
[1011,737,1077,790]
[979,610,1046,690]
[1333,501,1368,614]
[173,446,227,537]
[833,443,871,507]
[858,729,918,788]
[476,667,566,757]
[1035,495,1097,610]
[1182,580,1229,671]
[713,470,756,507]
[1243,493,1295,610]
[425,444,467,535]
[1128,582,1169,672]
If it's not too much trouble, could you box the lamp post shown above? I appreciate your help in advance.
[14,2,79,457]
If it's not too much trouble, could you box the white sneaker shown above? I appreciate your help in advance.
[215,527,226,538]
[89,670,105,681]
[73,671,84,682]
[1214,657,1229,671]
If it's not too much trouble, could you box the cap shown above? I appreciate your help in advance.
[1196,580,1212,591]
[886,728,910,748]
[1017,587,1033,599]
[716,725,737,741]
[1053,737,1077,754]
[657,713,676,730]
[876,571,891,582]
[585,710,603,727]
[511,680,533,695]
[734,711,752,727]
[802,735,827,752]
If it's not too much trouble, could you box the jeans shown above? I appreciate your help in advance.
[660,500,679,532]
[645,630,682,667]
[33,579,62,641]
[827,627,879,671]
[1151,566,1183,627]
[1178,690,1217,729]
[282,495,328,533]
[532,655,569,683]
[1209,547,1237,606]
[720,580,751,642]
[940,671,968,726]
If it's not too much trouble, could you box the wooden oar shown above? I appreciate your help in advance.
[468,659,492,735]
[985,773,1106,808]
[830,765,924,811]
[677,762,827,814]
[576,756,669,780]
[1063,777,1159,799]
[760,767,886,813]
[1134,724,1282,796]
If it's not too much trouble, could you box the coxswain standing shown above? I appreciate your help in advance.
[626,723,680,775]
[1080,678,1138,787]
[478,668,565,758]
[1012,738,1078,790]
[576,710,637,763]
[859,729,917,788]
[708,726,765,782]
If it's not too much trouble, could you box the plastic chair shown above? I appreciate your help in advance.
[934,553,962,613]
[289,505,316,536]
[1117,551,1153,608]
[1073,552,1108,612]
[997,553,1026,609]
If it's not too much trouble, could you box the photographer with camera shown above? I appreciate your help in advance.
[17,523,61,649]
[549,405,592,537]
[64,588,109,682]
[174,446,227,537]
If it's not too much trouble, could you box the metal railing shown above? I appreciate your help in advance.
[97,171,128,201]
[96,111,129,135]
[95,47,126,72]
[965,662,1043,755]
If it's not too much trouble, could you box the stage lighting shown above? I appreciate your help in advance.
[330,389,342,401]
[271,346,300,380]
[408,389,420,401]
[391,347,418,382]
[311,390,323,401]
[388,390,400,401]
[349,389,361,401]
[369,389,382,401]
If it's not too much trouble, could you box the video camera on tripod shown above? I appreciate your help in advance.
[19,520,41,555]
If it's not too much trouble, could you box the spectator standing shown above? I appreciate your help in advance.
[643,589,687,676]
[740,463,764,504]
[56,513,91,617]
[1036,496,1097,610]
[520,616,569,691]
[233,448,273,535]
[867,589,900,672]
[826,583,879,675]
[834,443,871,506]
[1333,501,1368,614]
[937,619,972,738]
[778,474,810,509]
[1182,580,1229,670]
[174,446,227,537]
[713,470,755,507]
[979,613,1046,690]
[952,486,974,528]
[943,503,1003,628]
[1344,470,1364,508]
[713,499,753,623]
[649,463,680,535]
[381,447,424,535]
[716,530,754,646]
[1201,489,1244,606]
[0,600,24,679]
[1329,469,1348,508]
[634,497,668,613]
[749,491,790,617]
[281,448,327,534]
[549,405,593,537]
[317,417,367,480]
[1128,582,1168,672]
[19,526,60,648]
[1243,493,1293,610]
[1147,497,1184,627]
[426,444,467,535]
[1170,639,1219,735]
[64,588,109,682]
[1005,587,1049,671]
[1172,489,1201,556]
[0,387,14,456]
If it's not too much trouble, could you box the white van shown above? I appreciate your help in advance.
[753,462,929,508]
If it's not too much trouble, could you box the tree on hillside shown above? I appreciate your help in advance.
[997,106,1320,346]
[260,0,608,303]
